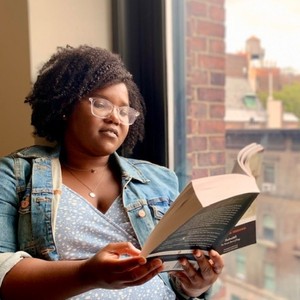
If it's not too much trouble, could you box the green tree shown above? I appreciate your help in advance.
[258,82,300,119]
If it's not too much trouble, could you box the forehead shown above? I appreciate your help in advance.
[90,83,129,104]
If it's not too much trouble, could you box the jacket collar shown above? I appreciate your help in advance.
[13,145,149,184]
[12,145,60,159]
[113,152,150,184]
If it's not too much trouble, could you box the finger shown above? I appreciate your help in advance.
[208,250,224,274]
[103,255,147,274]
[177,258,198,282]
[193,250,215,280]
[104,242,142,257]
[122,258,164,285]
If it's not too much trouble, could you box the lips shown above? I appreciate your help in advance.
[100,127,119,137]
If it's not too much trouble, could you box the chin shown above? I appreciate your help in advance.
[94,146,119,156]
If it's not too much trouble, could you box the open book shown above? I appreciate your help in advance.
[140,143,264,272]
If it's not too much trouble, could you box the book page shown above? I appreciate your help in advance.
[232,143,264,176]
[192,173,259,207]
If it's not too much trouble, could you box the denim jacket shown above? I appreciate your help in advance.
[0,145,210,299]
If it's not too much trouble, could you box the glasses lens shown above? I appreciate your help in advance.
[92,98,112,118]
[89,98,140,125]
[118,107,140,125]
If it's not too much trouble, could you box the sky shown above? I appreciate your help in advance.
[225,0,300,73]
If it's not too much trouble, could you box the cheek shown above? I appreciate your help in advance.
[66,115,96,136]
[113,126,127,145]
[119,126,129,142]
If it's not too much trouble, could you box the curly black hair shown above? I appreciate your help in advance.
[25,45,145,153]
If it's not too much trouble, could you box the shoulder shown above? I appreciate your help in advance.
[126,157,173,172]
[116,155,179,197]
[1,145,59,175]
[7,145,59,159]
[118,155,177,180]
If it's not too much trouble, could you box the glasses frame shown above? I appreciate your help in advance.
[88,97,140,125]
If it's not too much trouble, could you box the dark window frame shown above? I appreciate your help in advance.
[111,0,168,166]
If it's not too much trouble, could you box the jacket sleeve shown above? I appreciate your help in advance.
[0,157,20,253]
[0,252,31,286]
[0,157,31,287]
[168,274,212,299]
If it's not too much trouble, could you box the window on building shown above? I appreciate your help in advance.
[263,214,276,241]
[264,263,276,292]
[262,162,276,193]
[243,94,257,108]
[236,252,246,279]
[263,163,275,183]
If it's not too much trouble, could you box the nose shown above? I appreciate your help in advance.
[106,106,120,125]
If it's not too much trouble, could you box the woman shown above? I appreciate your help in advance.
[0,45,223,299]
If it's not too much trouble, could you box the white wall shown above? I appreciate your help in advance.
[0,0,33,156]
[0,0,112,155]
[28,0,112,80]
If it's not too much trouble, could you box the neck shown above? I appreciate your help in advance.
[60,147,111,171]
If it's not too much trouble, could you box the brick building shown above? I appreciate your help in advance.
[219,129,300,300]
[185,0,226,180]
[225,37,299,130]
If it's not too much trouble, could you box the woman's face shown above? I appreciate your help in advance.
[63,83,131,156]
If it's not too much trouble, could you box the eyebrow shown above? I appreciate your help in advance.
[90,95,130,107]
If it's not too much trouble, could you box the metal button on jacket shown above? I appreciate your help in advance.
[138,209,146,218]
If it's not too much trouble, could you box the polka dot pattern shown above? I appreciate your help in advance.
[55,185,175,299]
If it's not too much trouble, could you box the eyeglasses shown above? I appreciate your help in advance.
[88,97,140,125]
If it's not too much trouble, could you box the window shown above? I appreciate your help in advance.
[112,1,300,299]
[264,263,276,292]
[168,1,300,299]
[236,252,246,279]
[263,214,276,241]
[243,94,258,108]
[263,163,275,183]
[261,162,276,193]
[112,0,168,166]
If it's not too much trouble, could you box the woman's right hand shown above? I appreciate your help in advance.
[0,242,163,299]
[79,242,164,290]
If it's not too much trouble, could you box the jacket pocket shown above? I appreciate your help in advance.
[148,197,171,221]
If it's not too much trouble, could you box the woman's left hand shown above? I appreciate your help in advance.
[169,249,224,298]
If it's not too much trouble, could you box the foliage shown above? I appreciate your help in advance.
[257,82,300,118]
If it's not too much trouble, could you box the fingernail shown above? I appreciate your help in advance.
[180,259,187,266]
[152,259,163,268]
[195,250,202,258]
[138,257,147,265]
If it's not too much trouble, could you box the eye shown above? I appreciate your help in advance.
[119,107,129,117]
[93,99,109,110]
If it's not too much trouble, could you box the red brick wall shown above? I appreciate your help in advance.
[226,53,248,78]
[185,0,226,179]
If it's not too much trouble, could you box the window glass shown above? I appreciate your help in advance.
[243,95,258,109]
[170,0,300,299]
[236,252,246,278]
[264,263,276,291]
[263,214,275,241]
[263,163,275,183]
